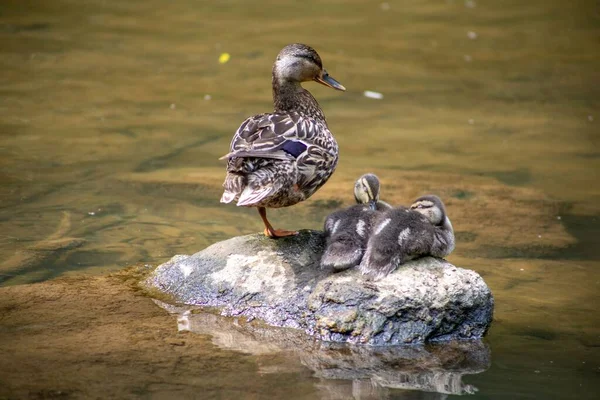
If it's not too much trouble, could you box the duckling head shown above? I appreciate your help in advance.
[410,195,447,225]
[273,43,345,91]
[354,173,381,210]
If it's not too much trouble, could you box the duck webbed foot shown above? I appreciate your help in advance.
[258,207,298,239]
[263,227,298,238]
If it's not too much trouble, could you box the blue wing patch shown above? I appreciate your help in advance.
[281,141,307,158]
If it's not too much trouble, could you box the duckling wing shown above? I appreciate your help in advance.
[221,113,313,161]
[322,206,375,271]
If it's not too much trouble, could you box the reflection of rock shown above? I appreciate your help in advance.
[157,302,490,397]
[144,232,493,345]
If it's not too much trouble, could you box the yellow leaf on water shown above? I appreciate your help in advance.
[218,53,230,64]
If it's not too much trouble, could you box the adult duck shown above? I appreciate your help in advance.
[220,43,346,238]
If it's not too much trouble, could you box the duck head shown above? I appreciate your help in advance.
[354,173,381,210]
[410,195,447,225]
[273,43,345,91]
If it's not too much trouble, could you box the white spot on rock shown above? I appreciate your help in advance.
[211,251,289,296]
[180,262,194,278]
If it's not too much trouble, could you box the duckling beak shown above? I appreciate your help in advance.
[314,70,346,91]
[368,200,377,211]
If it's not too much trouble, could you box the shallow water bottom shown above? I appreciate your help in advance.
[0,273,598,400]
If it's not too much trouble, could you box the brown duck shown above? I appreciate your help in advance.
[220,43,346,238]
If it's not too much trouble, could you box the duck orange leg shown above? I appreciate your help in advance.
[258,207,298,238]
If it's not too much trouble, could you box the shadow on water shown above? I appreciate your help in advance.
[485,168,532,187]
[0,249,126,285]
[473,212,600,261]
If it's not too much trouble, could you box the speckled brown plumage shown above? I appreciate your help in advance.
[220,43,345,238]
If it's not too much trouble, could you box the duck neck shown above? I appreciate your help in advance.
[272,73,326,122]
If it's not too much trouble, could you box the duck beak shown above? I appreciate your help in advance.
[314,70,346,91]
[368,200,377,211]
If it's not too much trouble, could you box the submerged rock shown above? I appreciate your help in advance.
[143,230,493,345]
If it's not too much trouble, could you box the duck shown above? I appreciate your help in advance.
[359,195,455,280]
[220,43,346,238]
[320,174,390,271]
[410,195,455,258]
[353,173,393,211]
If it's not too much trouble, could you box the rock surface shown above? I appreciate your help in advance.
[143,230,494,345]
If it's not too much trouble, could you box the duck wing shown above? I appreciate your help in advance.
[220,112,320,161]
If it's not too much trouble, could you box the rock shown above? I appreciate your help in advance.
[143,230,494,345]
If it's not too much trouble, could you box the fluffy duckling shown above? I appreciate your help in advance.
[410,195,455,258]
[353,173,392,211]
[359,195,454,280]
[320,174,389,271]
[220,43,346,238]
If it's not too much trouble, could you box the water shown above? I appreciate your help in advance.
[1,0,599,398]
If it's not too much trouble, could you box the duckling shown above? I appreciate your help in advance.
[359,195,454,280]
[353,173,393,211]
[410,194,455,258]
[220,43,346,238]
[320,174,389,271]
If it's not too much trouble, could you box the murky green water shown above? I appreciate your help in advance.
[1,0,599,398]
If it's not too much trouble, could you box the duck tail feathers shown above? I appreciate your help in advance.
[236,184,275,206]
[221,172,245,204]
[220,191,237,204]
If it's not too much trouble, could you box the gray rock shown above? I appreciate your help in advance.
[143,230,493,345]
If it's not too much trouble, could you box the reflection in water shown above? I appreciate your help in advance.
[159,301,489,398]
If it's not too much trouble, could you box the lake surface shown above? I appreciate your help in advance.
[1,0,599,398]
